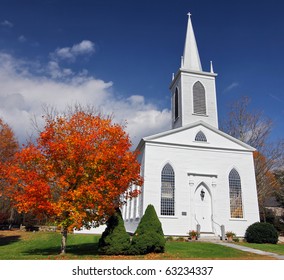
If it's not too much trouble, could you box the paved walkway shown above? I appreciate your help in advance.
[215,242,284,260]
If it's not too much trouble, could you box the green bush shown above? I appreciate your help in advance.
[130,204,165,255]
[165,236,174,242]
[98,209,131,255]
[245,222,278,244]
[175,237,186,242]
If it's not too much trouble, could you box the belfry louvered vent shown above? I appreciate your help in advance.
[193,81,206,115]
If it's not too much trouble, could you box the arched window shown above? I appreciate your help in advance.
[174,87,179,120]
[193,81,206,115]
[161,163,175,216]
[229,169,243,218]
[195,131,207,142]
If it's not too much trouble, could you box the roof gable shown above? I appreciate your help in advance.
[137,121,255,152]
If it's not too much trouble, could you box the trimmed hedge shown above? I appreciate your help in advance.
[245,222,278,244]
[130,204,165,255]
[98,209,131,255]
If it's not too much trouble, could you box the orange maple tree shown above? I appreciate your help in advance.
[0,118,19,163]
[3,110,142,254]
[0,118,19,225]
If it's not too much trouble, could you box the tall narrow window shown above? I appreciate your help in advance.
[193,81,206,115]
[174,88,179,120]
[161,163,175,216]
[229,169,243,218]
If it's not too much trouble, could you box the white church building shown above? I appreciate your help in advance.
[123,13,260,238]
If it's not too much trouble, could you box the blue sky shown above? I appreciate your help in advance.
[0,0,283,147]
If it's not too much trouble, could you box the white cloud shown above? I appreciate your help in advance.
[223,82,239,93]
[269,94,284,103]
[18,35,27,43]
[72,40,95,54]
[47,61,74,79]
[1,20,13,28]
[51,40,95,62]
[0,52,170,148]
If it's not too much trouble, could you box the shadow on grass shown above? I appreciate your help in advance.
[23,242,99,257]
[0,235,21,246]
[67,242,99,255]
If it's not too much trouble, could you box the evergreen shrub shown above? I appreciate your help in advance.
[245,222,278,244]
[98,209,130,255]
[130,204,165,255]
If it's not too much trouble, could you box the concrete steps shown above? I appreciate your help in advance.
[198,232,221,242]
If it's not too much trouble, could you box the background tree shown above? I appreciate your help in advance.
[2,108,142,254]
[0,118,19,226]
[221,96,283,221]
[221,96,272,149]
[0,118,19,162]
[253,151,280,221]
[274,169,284,207]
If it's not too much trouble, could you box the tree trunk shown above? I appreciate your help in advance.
[60,227,68,254]
[260,205,266,222]
[8,208,15,229]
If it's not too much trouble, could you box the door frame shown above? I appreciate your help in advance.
[193,182,213,233]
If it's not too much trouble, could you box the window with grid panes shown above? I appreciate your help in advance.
[195,131,207,142]
[161,163,175,216]
[229,168,243,218]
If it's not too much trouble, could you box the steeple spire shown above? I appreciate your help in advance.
[182,12,202,71]
[170,12,218,129]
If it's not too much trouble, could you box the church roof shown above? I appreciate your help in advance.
[136,120,256,152]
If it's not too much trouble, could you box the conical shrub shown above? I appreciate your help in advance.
[98,209,131,255]
[130,204,165,255]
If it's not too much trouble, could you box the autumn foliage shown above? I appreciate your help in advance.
[0,118,18,163]
[0,118,19,224]
[2,110,142,252]
[253,151,280,220]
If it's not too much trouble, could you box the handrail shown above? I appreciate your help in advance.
[194,214,201,237]
[194,214,199,226]
[211,215,225,240]
[211,214,221,227]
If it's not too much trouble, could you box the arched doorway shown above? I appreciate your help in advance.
[194,183,212,232]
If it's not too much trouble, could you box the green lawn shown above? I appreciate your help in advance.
[0,231,100,260]
[0,231,277,260]
[240,242,284,256]
[165,241,256,259]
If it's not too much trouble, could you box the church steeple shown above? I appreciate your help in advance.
[170,13,219,130]
[182,12,202,71]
